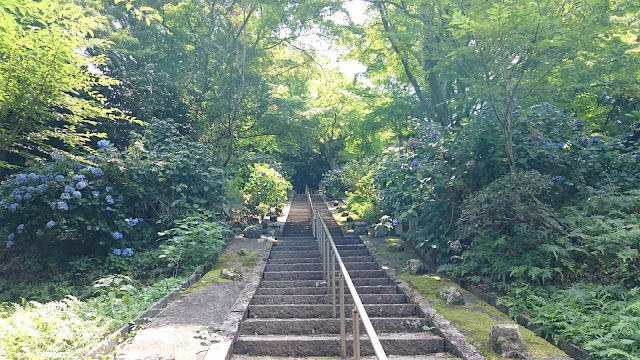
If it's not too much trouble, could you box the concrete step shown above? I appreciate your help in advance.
[232,354,457,360]
[265,262,380,272]
[258,278,393,288]
[240,317,430,335]
[269,251,319,259]
[248,304,417,318]
[251,293,406,305]
[266,255,373,264]
[275,238,361,245]
[262,270,385,281]
[233,333,444,356]
[255,285,399,296]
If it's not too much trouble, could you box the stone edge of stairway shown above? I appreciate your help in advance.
[319,193,486,360]
[201,192,295,360]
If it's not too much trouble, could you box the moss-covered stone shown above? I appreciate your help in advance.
[399,274,567,360]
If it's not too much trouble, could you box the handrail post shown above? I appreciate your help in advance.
[331,252,336,318]
[340,272,346,359]
[325,238,330,289]
[353,307,360,360]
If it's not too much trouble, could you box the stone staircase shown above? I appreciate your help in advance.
[231,194,453,359]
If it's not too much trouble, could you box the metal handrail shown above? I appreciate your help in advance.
[306,191,388,360]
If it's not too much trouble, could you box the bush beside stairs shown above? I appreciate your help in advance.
[231,194,458,359]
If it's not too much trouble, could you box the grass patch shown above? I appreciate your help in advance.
[400,274,567,360]
[183,250,259,294]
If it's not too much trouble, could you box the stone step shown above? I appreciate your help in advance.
[271,244,365,252]
[267,255,373,264]
[262,270,385,281]
[248,304,417,318]
[240,317,430,335]
[275,238,361,245]
[255,285,399,296]
[264,262,379,272]
[232,354,457,360]
[251,293,406,305]
[258,278,393,288]
[233,333,444,356]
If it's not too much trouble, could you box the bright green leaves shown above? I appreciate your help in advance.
[0,0,134,168]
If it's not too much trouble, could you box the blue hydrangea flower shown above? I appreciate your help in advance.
[23,193,32,200]
[60,192,71,200]
[87,155,95,161]
[13,194,22,202]
[392,218,398,227]
[57,201,69,211]
[0,199,6,206]
[592,135,602,142]
[97,140,110,149]
[61,218,67,224]
[7,233,14,241]
[127,218,139,227]
[64,185,75,193]
[117,194,123,201]
[26,186,35,192]
[105,195,114,204]
[51,152,65,162]
[73,174,85,181]
[539,140,550,147]
[76,181,87,190]
[112,248,122,256]
[6,240,14,248]
[55,175,64,182]
[552,176,564,182]
[90,167,104,176]
[410,160,420,168]
[122,248,134,256]
[112,231,123,240]
[9,203,18,211]
[429,130,439,139]
[105,186,112,192]
[72,191,82,199]
[75,162,83,169]
[50,201,57,209]
[16,224,24,234]
[574,119,585,128]
[46,220,56,228]
[36,184,48,194]
[92,191,100,197]
[105,206,112,211]
[16,174,27,184]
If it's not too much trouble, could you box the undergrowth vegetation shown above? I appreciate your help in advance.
[326,103,640,358]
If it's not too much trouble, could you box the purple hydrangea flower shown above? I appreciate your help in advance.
[410,160,420,168]
[429,130,439,139]
[574,119,585,128]
[392,218,398,227]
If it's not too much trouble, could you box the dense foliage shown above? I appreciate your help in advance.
[2,0,640,358]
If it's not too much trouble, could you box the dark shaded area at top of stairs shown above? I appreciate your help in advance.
[232,194,456,358]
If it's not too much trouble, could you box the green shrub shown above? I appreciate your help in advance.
[242,163,292,217]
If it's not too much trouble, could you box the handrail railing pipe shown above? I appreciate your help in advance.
[307,194,388,360]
